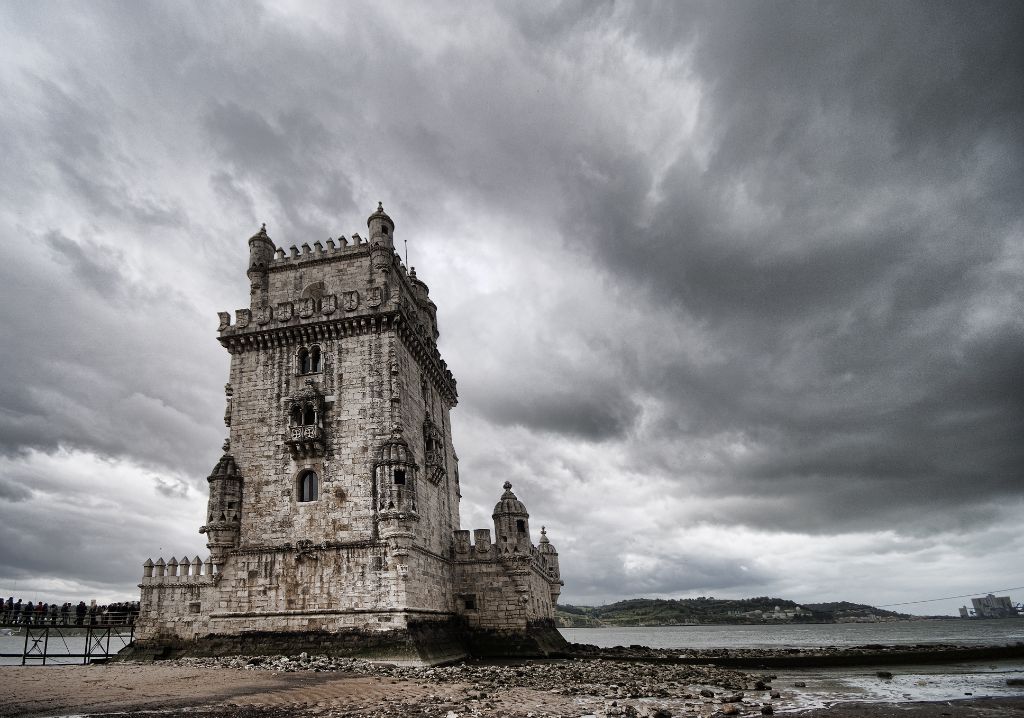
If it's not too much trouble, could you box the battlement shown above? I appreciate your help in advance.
[453,529,496,559]
[141,556,216,585]
[268,232,371,267]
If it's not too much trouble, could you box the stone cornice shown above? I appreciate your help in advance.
[218,310,458,406]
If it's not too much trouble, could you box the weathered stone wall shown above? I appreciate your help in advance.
[451,530,558,632]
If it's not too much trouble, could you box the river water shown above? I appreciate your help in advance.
[560,618,1024,708]
[558,616,1024,649]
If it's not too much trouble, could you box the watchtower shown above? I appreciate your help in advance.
[134,205,565,663]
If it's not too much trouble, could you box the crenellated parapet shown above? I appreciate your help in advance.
[216,213,456,405]
[141,555,216,585]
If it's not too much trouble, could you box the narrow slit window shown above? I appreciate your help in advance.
[298,471,318,502]
[516,519,526,533]
[393,469,406,485]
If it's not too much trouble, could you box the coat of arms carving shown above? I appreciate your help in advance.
[367,286,383,308]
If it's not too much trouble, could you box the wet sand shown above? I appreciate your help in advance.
[1,659,1023,717]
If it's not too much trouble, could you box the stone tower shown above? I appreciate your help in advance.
[134,205,565,663]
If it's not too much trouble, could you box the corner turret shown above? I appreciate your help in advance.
[199,440,243,567]
[247,223,275,307]
[537,526,563,604]
[492,481,532,557]
[367,202,395,249]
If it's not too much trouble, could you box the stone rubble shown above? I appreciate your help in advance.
[170,653,784,717]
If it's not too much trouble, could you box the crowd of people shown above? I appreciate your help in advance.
[1,597,140,626]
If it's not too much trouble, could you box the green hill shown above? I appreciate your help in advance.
[556,596,911,627]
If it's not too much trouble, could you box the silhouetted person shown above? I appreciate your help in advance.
[75,601,86,626]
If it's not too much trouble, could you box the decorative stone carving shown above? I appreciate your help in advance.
[276,301,294,322]
[321,294,337,315]
[284,380,326,458]
[342,290,359,311]
[255,305,273,325]
[235,308,251,328]
[367,286,383,308]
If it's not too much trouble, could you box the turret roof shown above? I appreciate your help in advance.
[492,481,529,517]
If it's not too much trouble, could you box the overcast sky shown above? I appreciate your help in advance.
[0,1,1021,617]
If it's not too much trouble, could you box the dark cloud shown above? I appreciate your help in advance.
[0,1,1021,609]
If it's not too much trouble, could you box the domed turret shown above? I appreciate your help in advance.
[374,427,418,519]
[247,223,275,307]
[537,526,563,603]
[492,481,531,556]
[199,441,243,567]
[367,202,395,249]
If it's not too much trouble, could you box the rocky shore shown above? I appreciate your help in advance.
[171,652,771,716]
[3,643,1022,718]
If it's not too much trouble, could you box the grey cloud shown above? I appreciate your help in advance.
[0,479,32,503]
[202,102,357,241]
[1,1,1021,607]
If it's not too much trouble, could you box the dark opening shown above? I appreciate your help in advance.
[303,406,316,426]
[310,346,321,373]
[516,519,526,533]
[394,469,406,485]
[298,471,318,502]
[298,348,310,374]
[464,595,476,610]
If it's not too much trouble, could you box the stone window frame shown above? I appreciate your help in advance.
[296,468,319,503]
[296,344,322,375]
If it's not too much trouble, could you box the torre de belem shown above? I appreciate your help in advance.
[133,205,566,663]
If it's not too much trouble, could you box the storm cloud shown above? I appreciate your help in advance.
[0,1,1021,612]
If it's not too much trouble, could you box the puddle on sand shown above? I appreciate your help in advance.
[768,660,1024,713]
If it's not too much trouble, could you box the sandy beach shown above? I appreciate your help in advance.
[2,655,1024,718]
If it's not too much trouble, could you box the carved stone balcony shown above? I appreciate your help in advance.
[285,425,325,459]
[424,450,446,485]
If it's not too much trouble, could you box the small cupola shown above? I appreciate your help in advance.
[538,526,556,554]
[367,201,395,248]
[492,481,532,555]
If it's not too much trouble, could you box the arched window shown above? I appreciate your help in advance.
[297,470,318,502]
[297,345,321,374]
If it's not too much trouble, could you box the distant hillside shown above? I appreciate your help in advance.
[556,596,912,627]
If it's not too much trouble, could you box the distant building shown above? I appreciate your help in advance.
[971,594,1017,618]
[961,594,1018,619]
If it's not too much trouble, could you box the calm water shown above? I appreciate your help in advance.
[559,617,1024,649]
[0,631,133,665]
[560,620,1024,706]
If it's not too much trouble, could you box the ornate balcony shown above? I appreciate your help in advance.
[285,425,325,458]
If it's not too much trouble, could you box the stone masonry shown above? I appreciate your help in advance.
[133,205,565,663]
